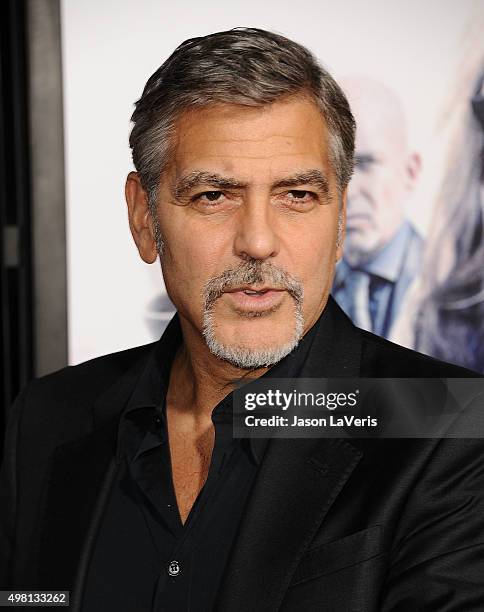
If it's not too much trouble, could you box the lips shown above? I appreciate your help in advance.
[223,286,286,312]
[226,286,279,295]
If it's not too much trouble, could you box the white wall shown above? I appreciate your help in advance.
[61,0,481,364]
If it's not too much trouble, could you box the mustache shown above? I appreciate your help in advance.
[203,260,304,310]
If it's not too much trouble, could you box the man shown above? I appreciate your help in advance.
[332,78,423,338]
[1,28,483,612]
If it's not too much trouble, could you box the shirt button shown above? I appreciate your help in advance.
[167,560,181,577]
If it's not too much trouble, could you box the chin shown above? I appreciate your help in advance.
[203,305,304,369]
[205,334,301,369]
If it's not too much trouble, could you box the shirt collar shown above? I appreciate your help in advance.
[335,220,414,284]
[115,314,179,464]
[116,300,330,466]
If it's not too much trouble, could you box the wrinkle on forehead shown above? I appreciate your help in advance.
[176,98,327,149]
[161,97,333,193]
[179,135,325,161]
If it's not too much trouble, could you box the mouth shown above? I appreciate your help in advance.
[226,285,282,295]
[223,286,287,312]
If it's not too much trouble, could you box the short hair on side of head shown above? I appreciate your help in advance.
[129,27,355,215]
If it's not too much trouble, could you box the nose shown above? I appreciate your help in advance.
[233,194,279,261]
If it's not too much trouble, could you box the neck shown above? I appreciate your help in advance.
[166,313,269,424]
[166,296,329,423]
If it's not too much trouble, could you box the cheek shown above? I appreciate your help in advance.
[289,223,338,286]
[378,168,406,217]
[160,212,206,265]
[159,217,229,299]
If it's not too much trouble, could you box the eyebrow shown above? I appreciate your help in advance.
[272,170,329,195]
[173,169,330,200]
[174,171,246,200]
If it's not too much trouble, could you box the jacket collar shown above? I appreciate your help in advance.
[116,296,338,468]
[334,221,415,286]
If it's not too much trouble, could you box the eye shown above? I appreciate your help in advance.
[280,190,318,209]
[288,190,311,199]
[194,191,225,203]
[189,190,239,214]
[190,191,227,210]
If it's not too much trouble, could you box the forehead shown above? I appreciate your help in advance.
[167,96,332,182]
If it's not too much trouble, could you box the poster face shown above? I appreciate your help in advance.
[62,0,483,372]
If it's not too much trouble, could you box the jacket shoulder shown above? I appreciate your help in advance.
[7,343,156,445]
[359,329,480,377]
[24,342,155,405]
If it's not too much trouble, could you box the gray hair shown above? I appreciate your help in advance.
[129,27,355,218]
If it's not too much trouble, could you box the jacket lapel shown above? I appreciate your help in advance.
[216,298,364,611]
[215,437,362,612]
[35,349,150,598]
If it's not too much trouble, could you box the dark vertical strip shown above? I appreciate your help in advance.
[0,0,34,457]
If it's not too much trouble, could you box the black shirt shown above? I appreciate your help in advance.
[82,309,325,612]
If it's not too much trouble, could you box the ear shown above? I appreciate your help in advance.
[335,188,347,262]
[404,152,422,191]
[125,171,158,263]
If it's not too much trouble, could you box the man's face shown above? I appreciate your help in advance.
[151,96,343,367]
[343,91,418,266]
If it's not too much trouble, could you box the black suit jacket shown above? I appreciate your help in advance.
[1,298,484,611]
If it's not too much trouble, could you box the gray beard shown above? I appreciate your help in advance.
[202,300,304,368]
[201,260,304,369]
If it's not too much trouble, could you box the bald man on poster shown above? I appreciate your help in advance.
[332,78,423,338]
